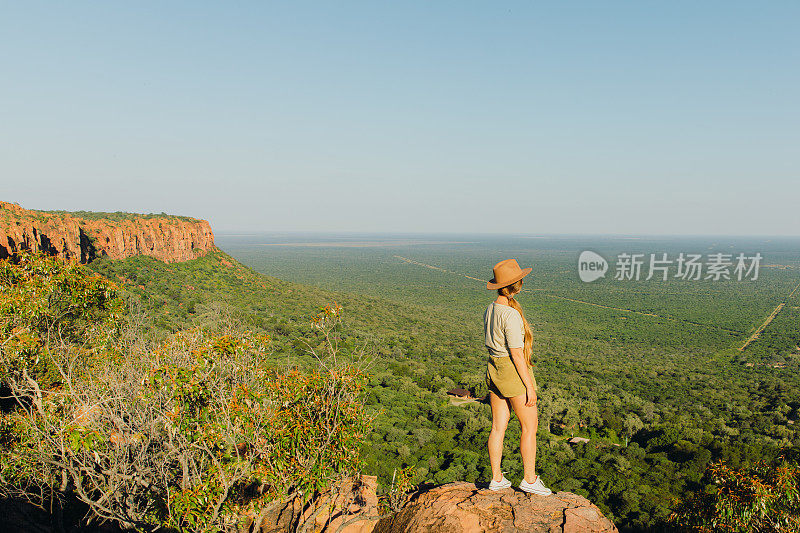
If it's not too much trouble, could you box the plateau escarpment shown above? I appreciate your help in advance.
[0,201,215,263]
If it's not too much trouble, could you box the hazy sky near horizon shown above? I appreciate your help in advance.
[1,2,798,235]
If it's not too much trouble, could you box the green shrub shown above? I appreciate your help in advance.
[0,252,375,532]
[671,451,800,532]
[0,250,120,387]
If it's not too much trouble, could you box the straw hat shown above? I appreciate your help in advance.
[486,259,532,290]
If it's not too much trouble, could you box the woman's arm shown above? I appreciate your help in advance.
[509,347,536,406]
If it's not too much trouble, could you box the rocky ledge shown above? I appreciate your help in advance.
[374,481,618,533]
[255,478,617,533]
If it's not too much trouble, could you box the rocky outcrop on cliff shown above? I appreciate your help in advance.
[0,201,215,263]
[252,475,381,533]
[252,478,617,533]
[374,482,617,533]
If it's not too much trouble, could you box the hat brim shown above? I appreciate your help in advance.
[486,267,532,290]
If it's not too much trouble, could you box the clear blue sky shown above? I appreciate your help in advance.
[1,2,798,235]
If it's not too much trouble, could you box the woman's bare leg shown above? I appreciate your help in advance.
[488,390,511,481]
[509,393,539,483]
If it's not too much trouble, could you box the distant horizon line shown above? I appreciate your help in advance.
[215,230,800,239]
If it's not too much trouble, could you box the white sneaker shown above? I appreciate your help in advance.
[518,475,552,495]
[488,471,512,490]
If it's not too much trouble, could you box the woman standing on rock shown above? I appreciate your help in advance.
[484,259,552,495]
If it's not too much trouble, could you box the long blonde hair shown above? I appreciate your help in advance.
[497,280,533,366]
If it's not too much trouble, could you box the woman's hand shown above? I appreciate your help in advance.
[525,384,537,407]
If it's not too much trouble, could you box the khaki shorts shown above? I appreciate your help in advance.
[485,355,537,399]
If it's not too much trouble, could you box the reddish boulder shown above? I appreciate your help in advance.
[250,475,381,533]
[374,482,617,533]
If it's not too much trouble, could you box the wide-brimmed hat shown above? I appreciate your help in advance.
[486,259,532,290]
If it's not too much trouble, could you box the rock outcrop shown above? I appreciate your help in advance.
[252,475,381,533]
[373,482,618,533]
[252,478,617,533]
[0,201,215,263]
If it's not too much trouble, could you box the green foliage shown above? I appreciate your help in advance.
[212,236,800,531]
[0,252,375,533]
[72,235,800,532]
[33,208,198,222]
[0,250,120,387]
[671,452,800,532]
[261,362,373,503]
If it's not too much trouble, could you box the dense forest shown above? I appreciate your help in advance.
[79,235,800,532]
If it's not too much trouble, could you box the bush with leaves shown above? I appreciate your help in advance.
[0,250,120,387]
[671,450,800,532]
[0,252,375,532]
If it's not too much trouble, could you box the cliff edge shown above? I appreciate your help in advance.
[0,201,215,263]
[373,482,618,533]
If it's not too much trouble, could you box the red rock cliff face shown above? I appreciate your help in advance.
[0,201,216,264]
